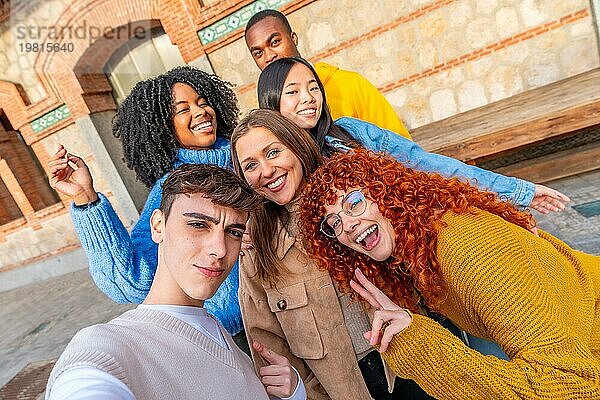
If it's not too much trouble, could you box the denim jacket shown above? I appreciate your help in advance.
[331,117,534,207]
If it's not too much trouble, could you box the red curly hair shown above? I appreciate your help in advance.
[299,149,534,312]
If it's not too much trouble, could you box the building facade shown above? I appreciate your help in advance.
[0,0,598,275]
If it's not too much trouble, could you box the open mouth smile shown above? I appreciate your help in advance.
[355,224,380,251]
[191,120,213,132]
[297,108,317,116]
[265,174,286,191]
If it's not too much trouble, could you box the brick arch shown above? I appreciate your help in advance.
[0,81,62,229]
[34,0,207,119]
[73,19,164,115]
[0,81,30,132]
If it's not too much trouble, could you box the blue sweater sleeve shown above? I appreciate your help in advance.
[70,177,243,335]
[335,117,535,207]
[70,178,164,303]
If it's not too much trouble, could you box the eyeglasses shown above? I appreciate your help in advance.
[320,190,367,238]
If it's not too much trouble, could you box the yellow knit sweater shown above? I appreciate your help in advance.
[382,209,600,399]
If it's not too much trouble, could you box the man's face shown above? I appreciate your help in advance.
[150,193,248,307]
[245,16,301,70]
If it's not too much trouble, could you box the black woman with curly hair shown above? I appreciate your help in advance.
[47,66,247,343]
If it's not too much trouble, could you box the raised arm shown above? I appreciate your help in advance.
[63,171,161,303]
[49,145,150,302]
[335,117,569,211]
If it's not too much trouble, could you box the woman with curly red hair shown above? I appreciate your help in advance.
[298,148,600,399]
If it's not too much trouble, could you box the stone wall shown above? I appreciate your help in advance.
[208,0,599,129]
[0,0,72,103]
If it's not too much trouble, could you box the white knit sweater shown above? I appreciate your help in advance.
[47,308,269,400]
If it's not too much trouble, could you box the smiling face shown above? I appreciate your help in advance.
[323,189,396,261]
[171,83,218,150]
[235,126,304,206]
[278,63,323,130]
[245,16,301,70]
[149,193,247,306]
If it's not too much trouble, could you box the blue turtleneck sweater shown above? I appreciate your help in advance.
[70,138,244,335]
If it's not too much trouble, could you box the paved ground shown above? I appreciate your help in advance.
[0,170,598,393]
[0,269,133,389]
[533,170,600,255]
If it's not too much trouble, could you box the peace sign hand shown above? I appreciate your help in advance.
[350,269,413,352]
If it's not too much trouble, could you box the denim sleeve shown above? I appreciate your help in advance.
[335,117,535,207]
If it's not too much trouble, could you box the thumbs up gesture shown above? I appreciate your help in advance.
[253,340,298,398]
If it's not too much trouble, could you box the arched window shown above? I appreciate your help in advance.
[104,27,189,104]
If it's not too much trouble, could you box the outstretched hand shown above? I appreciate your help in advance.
[253,340,298,398]
[350,269,412,352]
[529,184,570,214]
[48,145,98,205]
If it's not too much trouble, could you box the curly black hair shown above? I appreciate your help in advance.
[112,66,239,188]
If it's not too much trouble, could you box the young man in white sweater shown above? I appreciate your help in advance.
[46,164,306,400]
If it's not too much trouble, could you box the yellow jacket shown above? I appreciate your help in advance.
[382,210,600,399]
[314,62,411,139]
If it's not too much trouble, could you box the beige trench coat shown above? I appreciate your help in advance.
[239,222,375,400]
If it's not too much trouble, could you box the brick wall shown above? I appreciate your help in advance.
[0,177,22,226]
[0,126,58,213]
[3,0,598,130]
